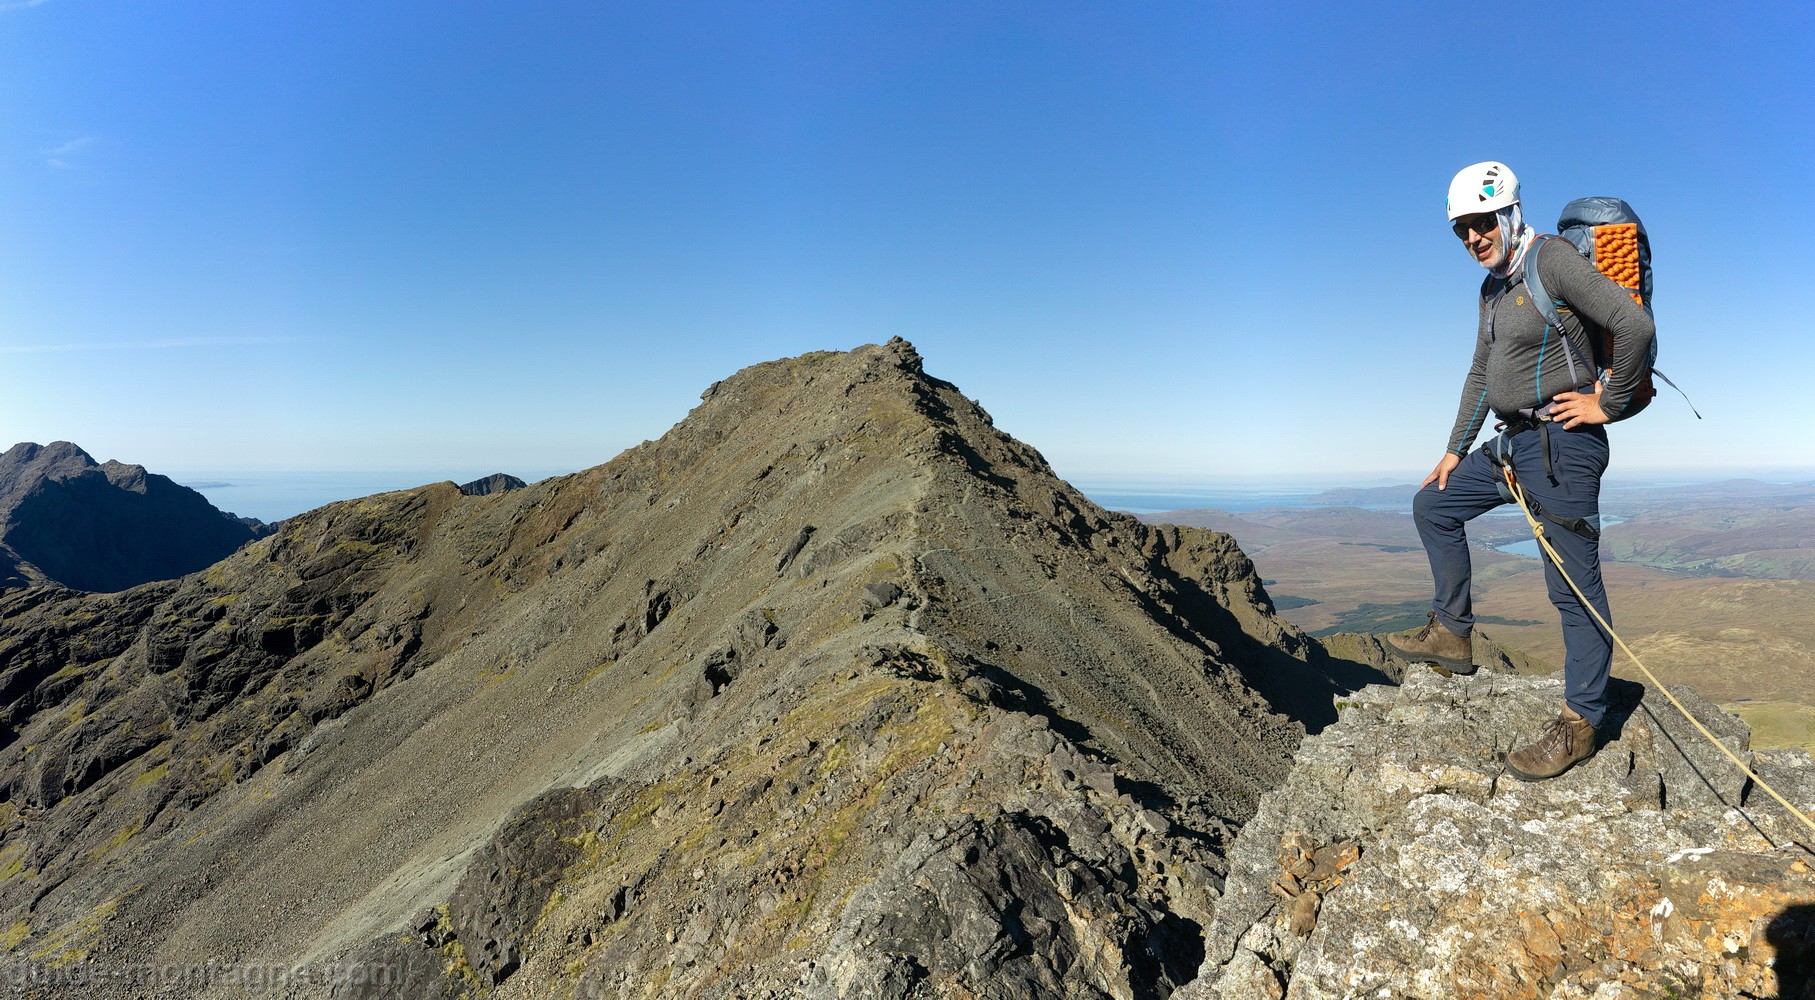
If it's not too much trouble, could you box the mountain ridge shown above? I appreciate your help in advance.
[3,340,1804,998]
[0,339,1381,998]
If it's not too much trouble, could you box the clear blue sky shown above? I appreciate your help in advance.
[3,2,1810,485]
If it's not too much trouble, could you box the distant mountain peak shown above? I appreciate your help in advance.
[458,473,526,496]
[0,440,264,591]
[1,440,99,480]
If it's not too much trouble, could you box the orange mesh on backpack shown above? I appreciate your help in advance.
[1592,223,1644,308]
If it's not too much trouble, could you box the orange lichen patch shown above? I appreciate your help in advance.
[1642,850,1815,998]
[1592,223,1644,305]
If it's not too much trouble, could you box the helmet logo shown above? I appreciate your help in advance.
[1481,166,1501,200]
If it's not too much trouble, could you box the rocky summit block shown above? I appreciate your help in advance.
[1182,665,1815,1000]
[457,473,526,497]
[0,340,1389,1000]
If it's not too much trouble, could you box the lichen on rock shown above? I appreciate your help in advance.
[1181,666,1815,1000]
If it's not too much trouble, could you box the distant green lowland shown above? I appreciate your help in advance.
[1595,491,1815,582]
[1311,600,1540,638]
[1271,594,1320,610]
[1727,699,1815,753]
[1338,541,1418,554]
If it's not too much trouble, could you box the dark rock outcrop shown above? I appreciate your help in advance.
[0,441,267,592]
[457,473,525,497]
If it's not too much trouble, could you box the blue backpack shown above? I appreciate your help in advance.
[1521,197,1696,420]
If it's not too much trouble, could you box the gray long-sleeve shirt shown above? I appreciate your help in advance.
[1446,237,1658,456]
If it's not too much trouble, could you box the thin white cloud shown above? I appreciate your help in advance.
[0,336,302,354]
[44,137,93,157]
[0,0,53,12]
[42,135,94,169]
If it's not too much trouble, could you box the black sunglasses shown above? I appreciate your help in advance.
[1452,214,1499,240]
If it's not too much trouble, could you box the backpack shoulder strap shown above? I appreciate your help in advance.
[1521,235,1590,387]
[1521,235,1564,329]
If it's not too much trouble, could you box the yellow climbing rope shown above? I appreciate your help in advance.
[1502,466,1815,842]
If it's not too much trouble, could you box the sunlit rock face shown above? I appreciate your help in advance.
[2,340,1384,999]
[1182,666,1815,1000]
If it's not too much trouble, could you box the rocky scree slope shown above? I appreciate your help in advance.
[0,340,1382,999]
[0,441,266,593]
[1179,665,1815,1000]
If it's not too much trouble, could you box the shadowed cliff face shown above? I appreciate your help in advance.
[0,340,1377,999]
[0,441,265,593]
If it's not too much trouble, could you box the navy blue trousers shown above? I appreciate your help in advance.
[1413,423,1613,727]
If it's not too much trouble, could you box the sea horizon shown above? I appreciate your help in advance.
[165,466,1815,525]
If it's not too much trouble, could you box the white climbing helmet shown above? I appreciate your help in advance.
[1446,161,1520,220]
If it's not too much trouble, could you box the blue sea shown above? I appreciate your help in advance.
[166,470,577,524]
[168,471,1392,524]
[1070,480,1404,515]
[169,466,1806,529]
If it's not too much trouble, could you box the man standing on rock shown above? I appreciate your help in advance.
[1384,162,1655,781]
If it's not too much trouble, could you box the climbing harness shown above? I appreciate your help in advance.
[1488,427,1597,539]
[1499,462,1815,842]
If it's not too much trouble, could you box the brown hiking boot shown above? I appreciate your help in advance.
[1383,611,1475,676]
[1505,706,1598,781]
